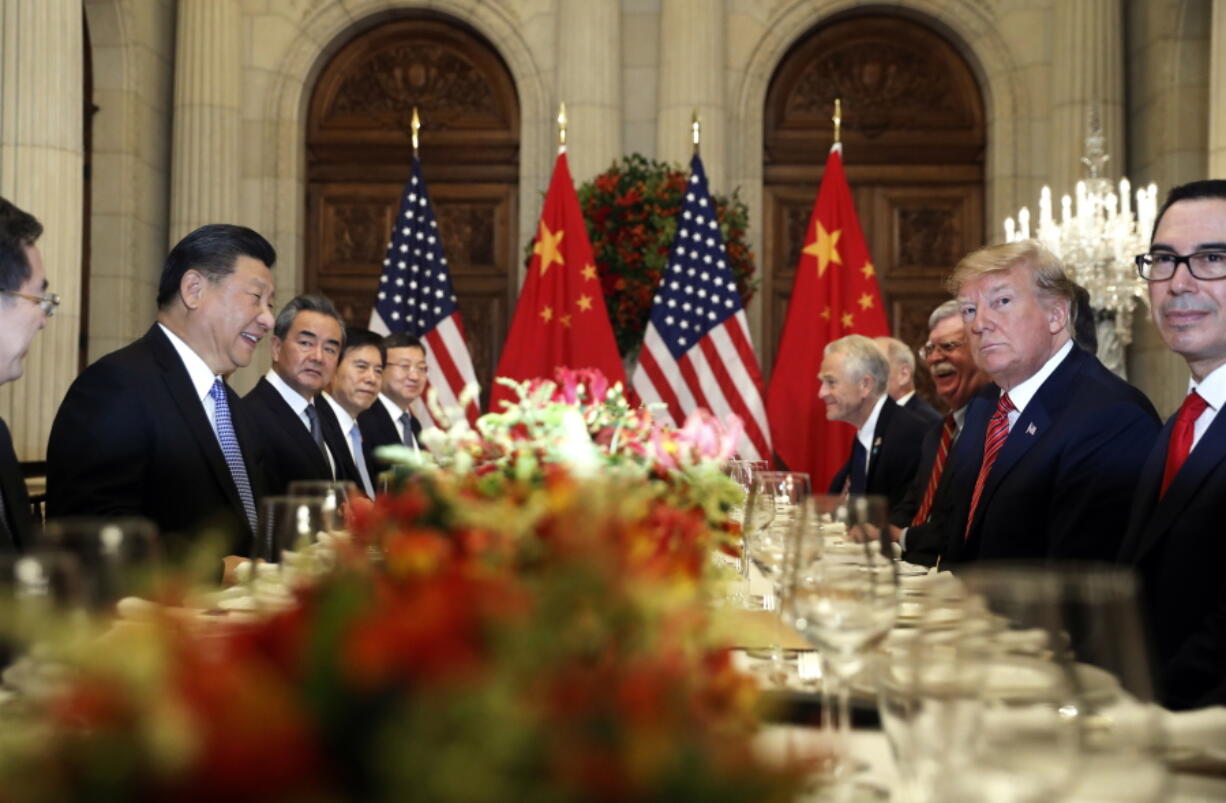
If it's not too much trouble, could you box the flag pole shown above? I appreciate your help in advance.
[557,102,567,154]
[832,98,842,147]
[691,109,700,157]
[411,106,421,157]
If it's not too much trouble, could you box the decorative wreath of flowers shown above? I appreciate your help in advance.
[578,154,758,356]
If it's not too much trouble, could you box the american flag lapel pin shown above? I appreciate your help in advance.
[873,436,883,454]
[1026,422,1037,436]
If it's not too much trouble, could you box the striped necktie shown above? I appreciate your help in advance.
[912,413,957,526]
[210,378,258,535]
[964,393,1015,540]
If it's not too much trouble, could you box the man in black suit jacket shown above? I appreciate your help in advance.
[241,294,360,496]
[1119,180,1226,710]
[822,334,928,514]
[888,300,991,565]
[875,336,942,427]
[0,198,53,552]
[324,328,386,497]
[47,225,277,558]
[939,240,1159,566]
[358,332,427,481]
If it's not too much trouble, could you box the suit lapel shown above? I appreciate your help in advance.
[256,378,330,477]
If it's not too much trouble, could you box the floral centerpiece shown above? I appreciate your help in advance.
[0,371,803,802]
[577,154,758,356]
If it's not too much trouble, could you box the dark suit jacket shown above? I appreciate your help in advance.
[903,393,942,427]
[0,418,33,552]
[241,377,359,497]
[827,396,928,515]
[1119,404,1226,710]
[892,413,965,567]
[46,325,266,557]
[943,344,1160,566]
[357,400,419,483]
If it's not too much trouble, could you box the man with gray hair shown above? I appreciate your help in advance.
[242,294,362,496]
[874,336,941,426]
[942,239,1159,565]
[822,334,928,512]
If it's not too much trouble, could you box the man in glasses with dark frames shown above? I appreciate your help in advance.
[1120,179,1226,710]
[0,197,55,552]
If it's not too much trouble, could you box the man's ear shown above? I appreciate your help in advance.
[270,336,284,364]
[1047,297,1070,334]
[180,269,206,311]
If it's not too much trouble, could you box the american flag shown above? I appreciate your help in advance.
[631,155,772,461]
[370,156,481,427]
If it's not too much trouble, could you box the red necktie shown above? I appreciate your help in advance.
[1159,391,1209,498]
[964,393,1015,540]
[912,413,957,525]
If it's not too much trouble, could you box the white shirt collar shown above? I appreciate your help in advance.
[896,390,916,407]
[1000,339,1073,414]
[1189,363,1226,412]
[952,404,968,431]
[265,368,313,417]
[378,392,405,421]
[157,323,218,400]
[322,391,356,435]
[857,393,888,457]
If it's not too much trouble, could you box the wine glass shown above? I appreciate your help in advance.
[286,479,358,533]
[0,551,85,695]
[38,517,160,611]
[788,494,897,789]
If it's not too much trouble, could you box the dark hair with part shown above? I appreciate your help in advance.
[383,332,426,354]
[156,224,277,309]
[1151,180,1226,241]
[272,294,346,348]
[0,197,43,294]
[342,327,386,364]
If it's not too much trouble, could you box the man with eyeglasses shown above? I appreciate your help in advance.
[939,239,1158,567]
[0,198,55,552]
[886,300,990,565]
[358,333,428,481]
[1119,179,1226,710]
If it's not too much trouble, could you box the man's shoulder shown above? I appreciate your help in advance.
[884,398,929,441]
[1060,348,1158,419]
[69,328,165,390]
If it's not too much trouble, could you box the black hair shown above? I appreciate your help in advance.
[1151,180,1226,241]
[342,327,386,364]
[0,197,43,294]
[157,224,277,309]
[383,332,426,354]
[273,294,345,348]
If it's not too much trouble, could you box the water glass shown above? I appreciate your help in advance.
[38,517,160,610]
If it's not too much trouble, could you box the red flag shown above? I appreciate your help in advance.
[489,153,627,411]
[765,145,889,488]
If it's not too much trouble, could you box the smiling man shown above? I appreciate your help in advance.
[48,225,277,557]
[941,240,1159,566]
[1120,179,1226,710]
[322,328,385,497]
[358,333,428,480]
[243,295,361,496]
[0,198,55,552]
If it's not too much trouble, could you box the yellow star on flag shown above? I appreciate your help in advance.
[820,306,831,320]
[581,264,598,281]
[842,312,854,329]
[533,221,565,276]
[803,221,843,277]
[540,305,554,323]
[861,261,876,279]
[576,294,594,312]
[858,292,875,311]
[559,313,572,328]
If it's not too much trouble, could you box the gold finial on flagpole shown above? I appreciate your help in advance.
[691,109,701,156]
[833,98,842,145]
[411,107,421,156]
[557,102,567,153]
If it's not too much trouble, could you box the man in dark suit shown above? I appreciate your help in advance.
[822,334,928,513]
[323,328,385,498]
[875,336,941,426]
[242,294,360,496]
[887,300,990,565]
[47,224,277,558]
[940,240,1159,566]
[358,333,427,481]
[0,198,55,552]
[1119,180,1226,710]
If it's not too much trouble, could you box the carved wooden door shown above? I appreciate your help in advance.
[306,17,519,406]
[763,15,985,406]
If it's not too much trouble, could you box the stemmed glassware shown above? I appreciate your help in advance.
[38,517,160,612]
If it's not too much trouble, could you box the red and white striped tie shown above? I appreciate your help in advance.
[912,413,957,526]
[964,393,1015,540]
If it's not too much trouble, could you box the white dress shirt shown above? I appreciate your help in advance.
[265,369,336,477]
[158,323,221,429]
[1000,339,1073,431]
[896,390,917,408]
[1188,363,1226,452]
[857,393,888,476]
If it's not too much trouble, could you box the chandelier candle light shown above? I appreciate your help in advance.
[1003,112,1158,363]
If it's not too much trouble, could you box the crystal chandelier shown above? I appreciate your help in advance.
[1003,110,1159,349]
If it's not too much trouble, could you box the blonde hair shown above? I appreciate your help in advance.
[948,239,1077,333]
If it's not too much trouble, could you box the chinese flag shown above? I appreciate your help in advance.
[765,145,889,488]
[489,152,627,411]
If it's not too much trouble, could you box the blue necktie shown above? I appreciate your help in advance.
[210,378,258,535]
[850,438,867,494]
[349,423,374,497]
[399,411,417,448]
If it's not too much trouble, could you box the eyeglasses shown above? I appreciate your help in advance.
[1135,251,1226,282]
[2,289,60,317]
[918,340,964,360]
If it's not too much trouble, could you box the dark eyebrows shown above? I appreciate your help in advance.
[1150,242,1226,252]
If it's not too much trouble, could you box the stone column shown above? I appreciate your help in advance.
[556,0,622,184]
[656,0,727,189]
[170,0,242,242]
[0,1,84,460]
[1049,0,1126,191]
[1210,0,1226,176]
